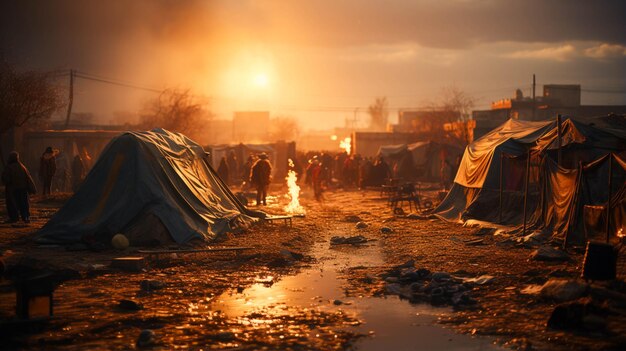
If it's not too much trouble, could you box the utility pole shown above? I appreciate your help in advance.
[65,69,74,129]
[533,73,537,121]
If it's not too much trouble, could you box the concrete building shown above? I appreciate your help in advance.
[473,84,626,138]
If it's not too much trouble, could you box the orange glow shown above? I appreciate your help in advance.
[339,137,351,154]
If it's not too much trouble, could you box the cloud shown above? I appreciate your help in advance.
[505,44,577,62]
[584,43,626,59]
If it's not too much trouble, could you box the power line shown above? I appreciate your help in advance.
[74,71,164,93]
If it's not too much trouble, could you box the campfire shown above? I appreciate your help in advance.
[339,137,351,154]
[284,159,305,214]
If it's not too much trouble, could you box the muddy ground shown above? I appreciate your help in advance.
[1,187,626,350]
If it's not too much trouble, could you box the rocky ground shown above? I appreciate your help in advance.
[1,187,626,350]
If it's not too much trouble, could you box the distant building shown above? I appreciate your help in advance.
[473,84,626,138]
[393,110,460,134]
[232,111,270,142]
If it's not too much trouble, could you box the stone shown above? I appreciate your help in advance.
[531,246,570,262]
[140,280,166,291]
[431,272,452,282]
[344,215,362,223]
[582,314,607,331]
[136,329,156,348]
[380,226,394,234]
[540,279,588,302]
[279,249,304,261]
[333,299,343,305]
[394,259,415,269]
[547,301,586,330]
[355,221,368,229]
[118,299,144,311]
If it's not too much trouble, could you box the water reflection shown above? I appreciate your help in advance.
[212,240,502,350]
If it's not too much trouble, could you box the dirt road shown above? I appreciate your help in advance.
[1,189,625,350]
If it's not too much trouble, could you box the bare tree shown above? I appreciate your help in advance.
[269,115,300,141]
[0,59,64,165]
[368,96,389,131]
[139,88,213,141]
[436,86,476,122]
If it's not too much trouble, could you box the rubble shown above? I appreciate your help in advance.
[381,263,476,307]
[530,246,570,262]
[330,235,369,245]
[540,279,588,302]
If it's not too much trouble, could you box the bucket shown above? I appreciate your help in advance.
[581,241,617,281]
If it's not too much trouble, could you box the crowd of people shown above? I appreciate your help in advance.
[2,146,90,224]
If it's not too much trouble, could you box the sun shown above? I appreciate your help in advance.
[253,73,269,88]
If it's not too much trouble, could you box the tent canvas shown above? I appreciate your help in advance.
[435,117,626,245]
[377,141,463,181]
[37,129,256,245]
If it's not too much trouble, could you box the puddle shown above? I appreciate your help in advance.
[212,239,502,350]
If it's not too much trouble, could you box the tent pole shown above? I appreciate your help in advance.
[606,153,613,243]
[499,153,503,223]
[522,148,531,236]
[556,114,562,167]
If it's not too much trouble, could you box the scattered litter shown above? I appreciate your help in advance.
[462,275,495,285]
[464,238,485,246]
[280,249,304,261]
[520,285,542,295]
[540,279,588,302]
[330,235,369,245]
[380,226,394,234]
[531,246,570,262]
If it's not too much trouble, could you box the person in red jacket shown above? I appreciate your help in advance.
[250,153,272,206]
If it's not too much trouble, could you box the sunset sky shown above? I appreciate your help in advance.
[2,0,625,130]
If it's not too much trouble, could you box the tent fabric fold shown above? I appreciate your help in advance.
[435,117,626,245]
[37,128,256,245]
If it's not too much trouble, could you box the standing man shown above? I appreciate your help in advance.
[2,151,36,223]
[250,153,272,206]
[39,146,56,196]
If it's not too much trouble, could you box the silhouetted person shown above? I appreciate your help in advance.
[250,153,272,205]
[72,155,85,192]
[217,156,230,185]
[309,159,323,201]
[39,146,56,196]
[226,150,238,185]
[2,151,36,223]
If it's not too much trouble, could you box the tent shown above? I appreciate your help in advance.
[37,129,257,245]
[377,141,463,181]
[435,117,626,245]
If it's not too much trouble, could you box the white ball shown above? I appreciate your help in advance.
[111,233,130,249]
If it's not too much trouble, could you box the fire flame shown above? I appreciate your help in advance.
[284,159,305,214]
[339,137,351,154]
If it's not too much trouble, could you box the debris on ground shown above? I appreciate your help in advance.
[330,235,369,245]
[136,329,157,348]
[530,246,570,262]
[381,262,477,308]
[540,279,588,302]
[380,226,394,234]
[118,299,144,311]
[355,221,368,229]
[344,215,362,223]
[140,279,166,291]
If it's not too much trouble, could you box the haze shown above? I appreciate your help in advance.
[2,0,625,130]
